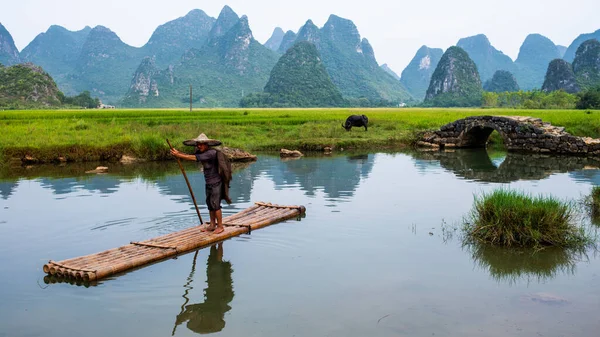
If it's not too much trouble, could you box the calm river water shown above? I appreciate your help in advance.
[0,150,599,337]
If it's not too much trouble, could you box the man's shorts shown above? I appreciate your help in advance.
[205,181,222,211]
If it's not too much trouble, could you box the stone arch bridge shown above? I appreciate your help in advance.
[417,116,600,155]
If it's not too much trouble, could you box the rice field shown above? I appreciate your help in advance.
[1,107,600,162]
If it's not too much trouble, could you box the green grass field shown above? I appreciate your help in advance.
[2,107,600,163]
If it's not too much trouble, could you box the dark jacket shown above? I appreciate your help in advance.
[216,150,232,204]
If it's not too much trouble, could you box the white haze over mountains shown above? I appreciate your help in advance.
[2,0,599,76]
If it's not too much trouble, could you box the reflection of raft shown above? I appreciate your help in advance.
[43,202,306,282]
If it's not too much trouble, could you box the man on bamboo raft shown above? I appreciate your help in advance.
[170,133,232,234]
[174,243,234,334]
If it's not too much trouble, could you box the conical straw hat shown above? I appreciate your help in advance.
[183,133,222,146]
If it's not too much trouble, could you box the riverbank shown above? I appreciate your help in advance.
[1,108,600,164]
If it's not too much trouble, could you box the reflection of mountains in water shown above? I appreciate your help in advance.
[0,181,18,199]
[0,176,122,199]
[2,154,375,203]
[412,149,600,183]
[0,161,181,198]
[155,154,375,202]
[269,154,375,199]
[39,176,122,195]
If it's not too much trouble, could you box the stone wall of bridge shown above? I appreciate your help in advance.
[417,116,600,155]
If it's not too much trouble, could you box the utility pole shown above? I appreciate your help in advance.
[189,84,192,112]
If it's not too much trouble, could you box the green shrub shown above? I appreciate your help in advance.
[464,189,589,247]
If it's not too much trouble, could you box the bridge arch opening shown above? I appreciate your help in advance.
[461,123,508,150]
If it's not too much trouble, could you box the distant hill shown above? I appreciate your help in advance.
[0,23,21,66]
[142,9,215,68]
[379,63,400,81]
[573,39,600,90]
[484,70,520,92]
[277,30,297,54]
[11,8,596,108]
[121,56,173,106]
[207,5,239,40]
[380,64,400,80]
[241,41,344,107]
[68,26,144,103]
[542,59,579,93]
[264,27,285,51]
[424,46,482,107]
[123,12,279,107]
[285,15,412,103]
[400,45,443,101]
[0,63,63,107]
[556,45,567,58]
[563,29,600,62]
[514,34,560,90]
[20,25,91,92]
[457,34,514,83]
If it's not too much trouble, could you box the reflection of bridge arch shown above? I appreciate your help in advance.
[412,149,600,183]
[418,115,600,155]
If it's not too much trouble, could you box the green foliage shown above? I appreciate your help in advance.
[142,9,215,68]
[0,63,63,108]
[465,189,589,248]
[482,90,579,109]
[576,85,600,109]
[293,16,412,103]
[241,41,344,107]
[590,186,600,215]
[563,29,600,62]
[542,59,580,93]
[424,46,483,107]
[573,39,600,91]
[63,91,100,108]
[484,70,520,92]
[122,18,279,108]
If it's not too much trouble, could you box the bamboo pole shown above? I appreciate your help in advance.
[166,139,203,225]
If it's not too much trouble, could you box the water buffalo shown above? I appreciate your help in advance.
[342,114,368,131]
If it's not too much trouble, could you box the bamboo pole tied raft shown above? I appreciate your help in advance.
[43,202,306,283]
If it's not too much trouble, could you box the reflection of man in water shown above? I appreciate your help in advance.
[174,243,234,334]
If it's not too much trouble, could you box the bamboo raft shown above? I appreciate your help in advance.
[42,202,305,283]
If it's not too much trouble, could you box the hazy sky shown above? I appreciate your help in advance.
[2,0,599,75]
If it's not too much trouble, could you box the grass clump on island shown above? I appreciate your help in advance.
[464,189,591,248]
[1,107,600,163]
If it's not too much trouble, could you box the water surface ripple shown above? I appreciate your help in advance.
[0,150,599,337]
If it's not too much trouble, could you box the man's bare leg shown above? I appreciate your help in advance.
[201,210,217,231]
[213,209,224,234]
